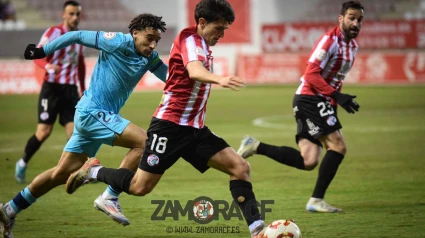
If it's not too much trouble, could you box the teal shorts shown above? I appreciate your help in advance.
[64,108,130,157]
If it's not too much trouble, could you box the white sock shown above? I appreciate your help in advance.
[89,165,102,179]
[249,220,265,233]
[18,158,27,168]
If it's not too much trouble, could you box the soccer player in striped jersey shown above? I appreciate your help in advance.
[0,14,167,238]
[65,1,269,237]
[15,1,85,183]
[237,1,364,213]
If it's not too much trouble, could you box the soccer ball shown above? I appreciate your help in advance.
[263,219,302,238]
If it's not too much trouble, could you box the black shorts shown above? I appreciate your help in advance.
[139,118,230,174]
[292,95,342,147]
[38,82,79,126]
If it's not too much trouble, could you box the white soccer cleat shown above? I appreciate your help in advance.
[0,203,15,238]
[306,197,342,213]
[94,195,130,226]
[250,221,267,238]
[237,135,260,159]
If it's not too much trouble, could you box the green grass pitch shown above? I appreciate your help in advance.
[0,85,424,237]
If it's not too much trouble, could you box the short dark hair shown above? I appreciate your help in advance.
[194,0,235,24]
[63,0,80,9]
[128,13,166,33]
[340,1,364,15]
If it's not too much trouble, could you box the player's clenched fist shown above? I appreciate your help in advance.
[24,44,46,60]
[218,76,246,91]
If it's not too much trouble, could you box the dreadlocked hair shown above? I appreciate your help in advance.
[128,13,167,33]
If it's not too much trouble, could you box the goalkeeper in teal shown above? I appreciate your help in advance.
[0,14,167,237]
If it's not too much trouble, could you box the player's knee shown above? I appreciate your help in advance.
[132,147,144,158]
[133,130,147,149]
[36,128,52,141]
[232,160,250,181]
[301,153,319,170]
[331,142,347,155]
[131,185,153,196]
[304,159,319,170]
[326,137,347,155]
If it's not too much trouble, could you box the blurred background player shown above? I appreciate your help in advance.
[0,13,167,238]
[65,1,269,237]
[15,0,86,183]
[237,0,363,213]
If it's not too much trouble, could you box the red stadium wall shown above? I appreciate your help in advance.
[237,52,425,84]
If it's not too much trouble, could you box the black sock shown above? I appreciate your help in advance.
[230,180,262,226]
[97,168,135,194]
[257,142,305,170]
[22,135,43,163]
[312,150,344,199]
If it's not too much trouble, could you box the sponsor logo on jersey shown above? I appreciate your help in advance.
[316,49,327,61]
[306,119,320,136]
[103,32,117,40]
[195,47,206,57]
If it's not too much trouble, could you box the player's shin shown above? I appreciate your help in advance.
[5,187,37,218]
[96,168,135,194]
[312,150,344,198]
[257,143,305,170]
[229,180,264,231]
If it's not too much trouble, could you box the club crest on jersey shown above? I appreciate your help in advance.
[147,154,160,166]
[103,32,116,40]
[195,46,206,57]
[327,116,337,126]
[316,49,327,61]
[40,112,49,121]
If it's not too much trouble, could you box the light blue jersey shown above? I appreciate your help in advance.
[43,31,167,113]
[42,30,168,156]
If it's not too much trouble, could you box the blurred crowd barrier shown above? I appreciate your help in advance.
[0,56,230,94]
[1,0,425,95]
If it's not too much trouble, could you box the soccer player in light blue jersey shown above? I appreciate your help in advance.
[0,14,167,237]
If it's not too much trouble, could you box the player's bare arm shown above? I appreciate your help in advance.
[186,60,245,91]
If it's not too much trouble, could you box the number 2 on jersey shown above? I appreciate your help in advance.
[150,134,168,153]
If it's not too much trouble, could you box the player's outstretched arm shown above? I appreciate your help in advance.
[24,31,108,60]
[186,60,245,91]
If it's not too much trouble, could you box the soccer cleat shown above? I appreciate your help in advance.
[94,195,130,226]
[250,221,267,238]
[66,157,100,194]
[306,197,342,213]
[237,135,260,159]
[0,203,15,238]
[15,161,26,184]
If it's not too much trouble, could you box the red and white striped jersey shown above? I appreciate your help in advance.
[153,25,213,128]
[296,26,358,104]
[35,24,85,87]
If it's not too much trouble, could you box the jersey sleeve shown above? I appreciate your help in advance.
[95,31,125,53]
[180,34,207,67]
[43,31,124,56]
[307,35,337,69]
[148,51,167,82]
